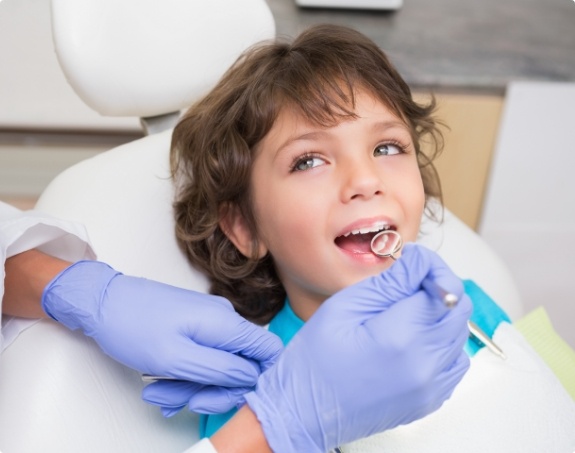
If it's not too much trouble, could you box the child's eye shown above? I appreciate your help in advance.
[290,154,326,172]
[374,143,404,157]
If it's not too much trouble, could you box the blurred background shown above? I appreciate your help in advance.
[1,0,574,345]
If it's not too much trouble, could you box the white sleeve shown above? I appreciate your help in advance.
[182,438,219,453]
[1,201,96,351]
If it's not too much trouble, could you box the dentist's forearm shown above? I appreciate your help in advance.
[3,249,70,318]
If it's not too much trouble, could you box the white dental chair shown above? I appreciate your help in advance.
[0,1,522,451]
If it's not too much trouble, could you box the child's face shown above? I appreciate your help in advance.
[230,90,425,320]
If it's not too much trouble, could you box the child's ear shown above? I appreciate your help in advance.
[219,203,267,259]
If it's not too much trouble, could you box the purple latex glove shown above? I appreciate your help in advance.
[42,261,282,407]
[244,244,472,452]
[143,379,251,416]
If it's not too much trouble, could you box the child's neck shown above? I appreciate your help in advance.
[287,292,327,322]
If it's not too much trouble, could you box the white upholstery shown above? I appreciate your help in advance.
[0,320,201,452]
[51,0,276,117]
[418,206,523,320]
[0,1,523,451]
[34,129,210,293]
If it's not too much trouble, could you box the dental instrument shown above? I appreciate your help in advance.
[370,230,506,360]
[141,375,178,383]
[468,320,507,360]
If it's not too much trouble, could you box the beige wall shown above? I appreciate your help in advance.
[414,92,504,230]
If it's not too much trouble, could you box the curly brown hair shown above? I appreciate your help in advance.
[171,24,443,325]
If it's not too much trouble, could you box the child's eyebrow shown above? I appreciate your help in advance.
[370,120,409,134]
[275,131,327,157]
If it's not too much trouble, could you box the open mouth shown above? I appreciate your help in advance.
[335,223,396,254]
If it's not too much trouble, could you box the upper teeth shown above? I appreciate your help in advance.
[342,222,390,237]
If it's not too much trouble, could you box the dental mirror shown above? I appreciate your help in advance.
[370,229,403,260]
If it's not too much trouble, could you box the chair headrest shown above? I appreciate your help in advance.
[50,0,276,118]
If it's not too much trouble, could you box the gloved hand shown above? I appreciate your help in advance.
[143,379,251,416]
[244,244,472,453]
[41,260,283,410]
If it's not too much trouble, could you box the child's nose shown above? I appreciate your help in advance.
[340,158,384,202]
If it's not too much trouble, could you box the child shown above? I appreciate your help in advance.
[170,23,575,451]
[171,23,443,325]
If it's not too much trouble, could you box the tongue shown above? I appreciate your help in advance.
[335,233,376,254]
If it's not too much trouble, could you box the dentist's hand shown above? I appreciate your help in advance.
[41,261,283,410]
[244,244,472,453]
